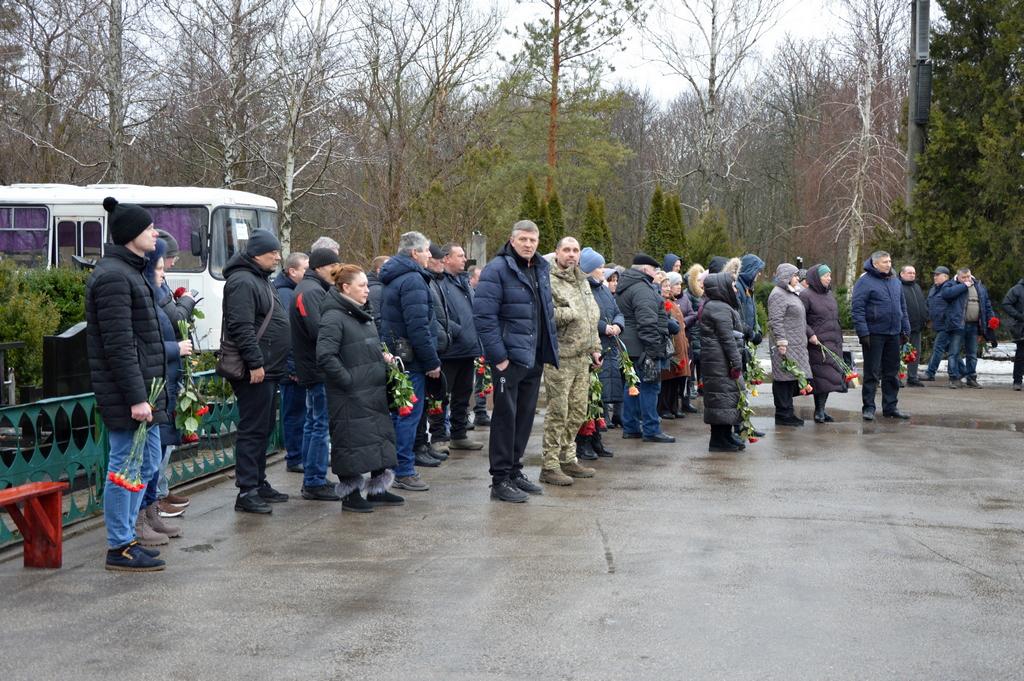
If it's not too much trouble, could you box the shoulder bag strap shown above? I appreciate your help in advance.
[254,283,276,342]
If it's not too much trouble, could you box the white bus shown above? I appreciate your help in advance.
[0,184,280,347]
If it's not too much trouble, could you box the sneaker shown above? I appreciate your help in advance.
[622,431,642,439]
[1014,383,1022,392]
[414,450,442,467]
[394,474,429,492]
[450,438,483,451]
[366,490,405,506]
[490,479,529,502]
[235,491,273,514]
[948,378,962,389]
[965,377,983,389]
[157,499,186,518]
[560,461,595,478]
[341,489,374,513]
[258,485,289,503]
[474,413,491,427]
[302,484,341,501]
[130,540,160,558]
[862,406,876,421]
[512,472,544,495]
[642,433,676,443]
[163,493,190,507]
[105,543,166,572]
[431,440,451,456]
[286,463,305,473]
[146,504,182,538]
[775,415,805,427]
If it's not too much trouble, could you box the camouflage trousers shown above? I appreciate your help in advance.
[541,355,591,470]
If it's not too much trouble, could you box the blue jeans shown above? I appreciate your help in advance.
[144,445,174,506]
[391,371,425,477]
[105,427,162,549]
[280,381,307,466]
[926,331,951,377]
[301,383,330,487]
[622,379,662,437]
[946,327,978,379]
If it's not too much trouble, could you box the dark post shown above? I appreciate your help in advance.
[905,0,931,238]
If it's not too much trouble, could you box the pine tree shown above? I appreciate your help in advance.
[536,200,555,254]
[519,174,541,222]
[688,207,733,268]
[666,193,687,260]
[580,194,604,253]
[641,185,668,258]
[542,190,565,254]
[597,196,614,262]
[909,0,1024,299]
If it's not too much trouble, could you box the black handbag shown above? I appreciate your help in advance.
[216,287,275,381]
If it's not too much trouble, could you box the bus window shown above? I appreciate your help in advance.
[0,207,48,267]
[82,221,103,261]
[147,206,208,272]
[210,207,262,279]
[258,209,278,234]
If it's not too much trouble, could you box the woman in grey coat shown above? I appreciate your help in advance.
[768,263,814,427]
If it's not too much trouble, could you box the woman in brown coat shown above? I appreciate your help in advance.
[659,273,691,418]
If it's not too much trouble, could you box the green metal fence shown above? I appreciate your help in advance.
[0,371,280,548]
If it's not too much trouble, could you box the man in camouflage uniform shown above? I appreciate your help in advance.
[540,237,603,486]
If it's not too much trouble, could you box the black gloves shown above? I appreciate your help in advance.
[751,330,763,346]
[900,333,910,345]
[729,367,742,380]
[859,336,871,350]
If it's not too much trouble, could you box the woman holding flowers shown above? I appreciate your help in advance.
[699,271,746,452]
[800,264,845,423]
[659,273,691,419]
[768,263,813,427]
[317,264,402,513]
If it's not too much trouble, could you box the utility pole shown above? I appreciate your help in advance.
[905,0,931,238]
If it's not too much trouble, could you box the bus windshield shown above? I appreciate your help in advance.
[210,206,278,279]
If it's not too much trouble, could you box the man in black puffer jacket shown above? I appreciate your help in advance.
[290,248,342,501]
[87,197,167,571]
[222,229,291,514]
[899,265,928,386]
[1003,277,1024,390]
[616,253,674,443]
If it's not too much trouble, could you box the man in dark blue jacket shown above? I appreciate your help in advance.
[923,266,952,380]
[273,252,307,473]
[434,243,483,451]
[940,267,995,389]
[851,251,911,421]
[473,220,559,503]
[380,231,442,493]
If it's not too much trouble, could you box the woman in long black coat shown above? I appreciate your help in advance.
[800,264,846,423]
[317,264,401,513]
[699,272,746,452]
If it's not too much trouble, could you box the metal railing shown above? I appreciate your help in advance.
[0,371,280,548]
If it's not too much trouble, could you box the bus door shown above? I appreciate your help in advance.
[51,216,105,266]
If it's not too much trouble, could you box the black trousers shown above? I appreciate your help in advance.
[813,391,830,413]
[658,376,682,414]
[1014,341,1024,385]
[429,357,476,441]
[231,379,278,492]
[488,362,543,484]
[773,379,797,419]
[862,333,900,413]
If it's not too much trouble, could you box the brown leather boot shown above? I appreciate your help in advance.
[146,504,182,538]
[539,468,574,486]
[560,461,596,478]
[135,507,169,546]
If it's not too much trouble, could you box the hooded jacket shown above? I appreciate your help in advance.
[801,266,844,394]
[379,254,440,373]
[851,257,910,338]
[698,272,744,425]
[472,241,559,369]
[86,244,168,431]
[439,270,480,360]
[939,276,995,333]
[768,263,812,382]
[900,277,928,332]
[736,254,765,343]
[591,277,625,403]
[616,268,670,360]
[549,263,601,359]
[273,271,299,379]
[290,270,333,385]
[316,288,397,477]
[1002,278,1024,341]
[222,252,291,381]
[663,253,681,273]
[145,239,183,444]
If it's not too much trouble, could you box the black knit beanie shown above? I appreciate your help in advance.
[104,197,153,246]
[308,248,340,270]
[245,229,282,257]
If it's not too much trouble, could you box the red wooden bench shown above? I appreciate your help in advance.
[0,481,69,568]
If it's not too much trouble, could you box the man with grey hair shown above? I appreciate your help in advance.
[310,236,340,254]
[273,251,309,473]
[473,220,559,503]
[379,231,443,492]
[852,250,911,420]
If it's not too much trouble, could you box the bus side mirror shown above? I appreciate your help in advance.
[191,229,203,257]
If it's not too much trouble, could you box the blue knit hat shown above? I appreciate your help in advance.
[579,247,605,274]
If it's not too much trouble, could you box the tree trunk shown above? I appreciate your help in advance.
[105,0,125,183]
[545,0,561,197]
[845,64,874,293]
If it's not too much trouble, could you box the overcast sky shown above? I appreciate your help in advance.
[492,0,933,102]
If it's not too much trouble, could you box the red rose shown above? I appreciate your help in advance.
[748,437,759,443]
[173,287,188,300]
[195,405,210,416]
[988,317,1000,330]
[664,301,673,312]
[398,406,413,417]
[410,394,418,404]
[596,418,607,429]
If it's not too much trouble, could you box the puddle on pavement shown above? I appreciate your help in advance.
[181,543,215,553]
[752,408,1024,433]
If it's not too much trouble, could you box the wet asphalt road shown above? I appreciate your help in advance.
[1,384,1023,680]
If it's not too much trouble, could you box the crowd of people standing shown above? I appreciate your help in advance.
[85,197,1024,571]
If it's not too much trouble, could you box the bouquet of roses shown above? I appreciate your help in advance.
[383,345,417,417]
[899,342,918,380]
[175,319,209,437]
[615,337,641,397]
[780,356,812,395]
[745,342,767,386]
[818,344,860,388]
[109,378,165,491]
[426,399,444,416]
[736,379,759,443]
[474,356,493,399]
[579,368,607,436]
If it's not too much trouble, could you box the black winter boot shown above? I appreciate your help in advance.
[575,434,598,461]
[591,431,614,457]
